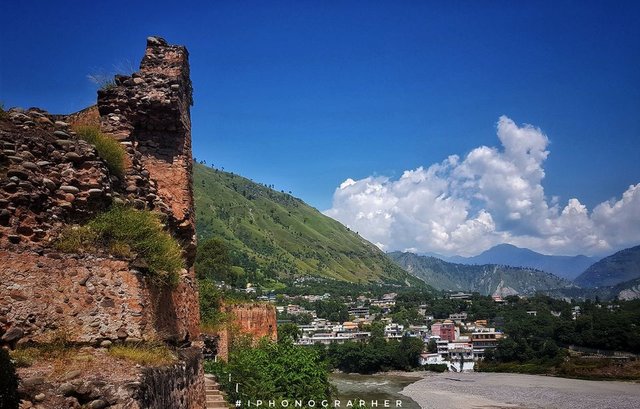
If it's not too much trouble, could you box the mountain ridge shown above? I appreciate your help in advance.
[389,251,574,296]
[193,163,424,288]
[438,243,598,280]
[574,244,640,288]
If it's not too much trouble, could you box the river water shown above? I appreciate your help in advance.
[330,373,422,409]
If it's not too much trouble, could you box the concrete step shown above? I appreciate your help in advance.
[204,375,229,409]
[206,403,228,408]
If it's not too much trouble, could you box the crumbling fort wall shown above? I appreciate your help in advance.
[215,303,277,361]
[0,36,204,409]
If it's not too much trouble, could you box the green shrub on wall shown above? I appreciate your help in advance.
[74,125,126,177]
[56,206,184,287]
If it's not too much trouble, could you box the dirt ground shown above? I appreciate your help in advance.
[400,372,640,409]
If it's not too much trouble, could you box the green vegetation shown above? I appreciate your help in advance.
[275,277,429,298]
[387,290,640,354]
[495,296,640,353]
[196,237,242,285]
[0,348,19,409]
[314,299,349,322]
[316,322,424,374]
[0,102,7,120]
[8,347,41,368]
[205,337,332,404]
[74,125,126,177]
[54,225,98,253]
[56,206,184,286]
[194,163,424,288]
[278,323,302,342]
[108,343,176,366]
[9,329,75,368]
[277,311,313,325]
[199,278,226,331]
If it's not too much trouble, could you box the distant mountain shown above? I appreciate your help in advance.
[388,251,573,296]
[543,277,640,301]
[194,164,424,287]
[574,245,640,288]
[446,244,598,280]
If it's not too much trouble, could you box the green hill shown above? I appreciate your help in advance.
[574,245,640,288]
[388,251,573,296]
[193,164,422,288]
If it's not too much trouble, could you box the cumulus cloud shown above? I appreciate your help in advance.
[324,116,640,256]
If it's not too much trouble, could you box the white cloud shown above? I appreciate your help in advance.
[324,116,640,256]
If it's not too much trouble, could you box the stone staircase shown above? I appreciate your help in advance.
[205,374,228,409]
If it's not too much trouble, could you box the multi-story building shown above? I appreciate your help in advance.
[447,342,474,372]
[449,292,472,300]
[348,306,370,317]
[297,331,371,345]
[431,320,457,342]
[448,312,468,322]
[384,323,405,339]
[471,329,502,359]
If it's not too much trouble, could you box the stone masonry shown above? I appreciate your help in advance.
[0,36,205,408]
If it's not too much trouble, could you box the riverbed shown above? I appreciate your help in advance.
[330,372,422,409]
[400,372,640,409]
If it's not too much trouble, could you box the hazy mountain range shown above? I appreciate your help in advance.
[423,243,599,280]
[403,244,640,300]
[389,251,573,296]
[574,245,640,288]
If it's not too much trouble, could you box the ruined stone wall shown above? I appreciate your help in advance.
[0,250,200,345]
[0,36,205,408]
[137,347,205,409]
[62,105,100,128]
[216,303,277,361]
[97,36,196,263]
[0,36,200,346]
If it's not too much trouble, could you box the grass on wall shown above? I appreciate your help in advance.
[56,206,184,287]
[74,125,126,177]
[108,343,177,366]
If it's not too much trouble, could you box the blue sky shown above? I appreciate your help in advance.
[2,1,639,255]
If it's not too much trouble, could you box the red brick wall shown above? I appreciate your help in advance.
[216,303,278,360]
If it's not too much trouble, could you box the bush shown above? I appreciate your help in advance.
[199,279,225,331]
[324,325,424,374]
[0,348,19,409]
[205,338,332,403]
[56,206,184,287]
[74,126,126,177]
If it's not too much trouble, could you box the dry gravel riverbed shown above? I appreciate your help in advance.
[400,372,640,409]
